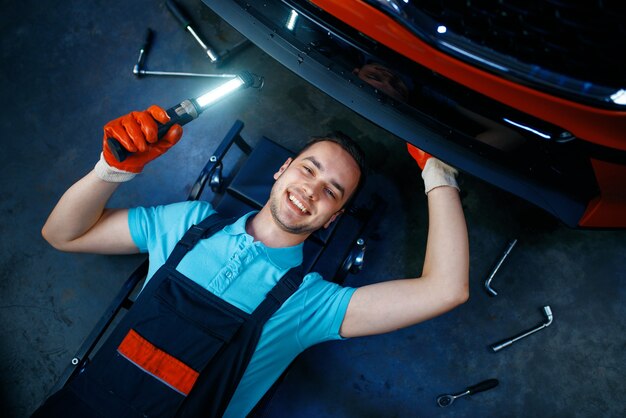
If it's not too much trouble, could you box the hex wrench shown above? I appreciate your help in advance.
[484,239,517,296]
[491,306,553,352]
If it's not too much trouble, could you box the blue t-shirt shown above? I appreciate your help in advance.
[128,201,356,417]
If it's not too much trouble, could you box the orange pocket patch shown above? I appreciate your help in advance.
[118,329,199,395]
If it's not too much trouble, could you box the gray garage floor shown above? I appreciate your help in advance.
[1,1,625,417]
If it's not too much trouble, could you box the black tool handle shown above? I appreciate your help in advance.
[467,379,499,395]
[141,28,153,54]
[166,0,190,28]
[106,106,194,162]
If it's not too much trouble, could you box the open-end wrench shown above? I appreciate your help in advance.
[436,379,499,407]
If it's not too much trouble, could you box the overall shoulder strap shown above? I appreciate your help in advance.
[250,267,305,324]
[165,213,235,268]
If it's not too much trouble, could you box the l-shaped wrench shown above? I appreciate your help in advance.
[484,239,517,296]
[491,306,553,352]
[132,29,236,79]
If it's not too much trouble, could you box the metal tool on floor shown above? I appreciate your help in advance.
[490,305,553,352]
[484,238,518,296]
[108,71,263,162]
[132,29,237,78]
[436,379,499,407]
[165,0,248,63]
[166,0,219,62]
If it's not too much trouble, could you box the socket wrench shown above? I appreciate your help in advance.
[436,379,499,407]
[132,29,236,79]
[491,306,553,352]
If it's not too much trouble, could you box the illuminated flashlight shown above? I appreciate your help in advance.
[107,71,258,162]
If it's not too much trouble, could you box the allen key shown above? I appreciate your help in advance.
[484,239,518,296]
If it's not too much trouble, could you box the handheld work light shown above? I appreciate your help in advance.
[107,71,258,162]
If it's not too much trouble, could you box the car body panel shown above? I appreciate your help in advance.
[203,0,626,228]
[311,0,626,152]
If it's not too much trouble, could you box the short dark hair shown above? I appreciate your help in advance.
[297,131,368,203]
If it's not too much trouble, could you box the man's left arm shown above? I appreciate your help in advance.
[340,146,469,338]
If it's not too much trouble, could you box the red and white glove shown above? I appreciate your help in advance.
[94,105,183,182]
[407,143,459,194]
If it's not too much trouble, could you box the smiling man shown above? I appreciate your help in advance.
[256,136,362,241]
[34,105,468,417]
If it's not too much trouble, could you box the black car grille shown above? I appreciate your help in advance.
[366,0,626,91]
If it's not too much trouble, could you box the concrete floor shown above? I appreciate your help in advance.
[1,1,625,417]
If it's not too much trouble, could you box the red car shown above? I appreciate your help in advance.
[204,0,626,228]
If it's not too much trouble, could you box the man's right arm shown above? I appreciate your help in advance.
[41,105,183,254]
[41,171,135,254]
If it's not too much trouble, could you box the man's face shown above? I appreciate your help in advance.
[268,141,361,236]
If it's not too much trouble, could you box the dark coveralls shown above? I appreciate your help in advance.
[33,214,303,418]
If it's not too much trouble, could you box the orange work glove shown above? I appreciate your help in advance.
[407,143,432,170]
[95,105,183,182]
[407,143,459,194]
